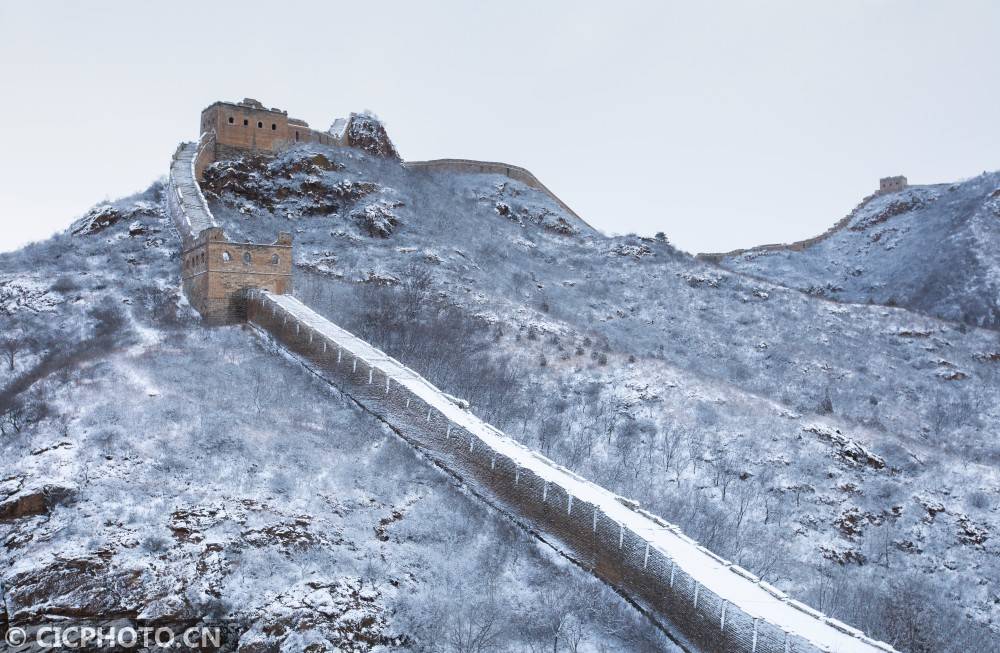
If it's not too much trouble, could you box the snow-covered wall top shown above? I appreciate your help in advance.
[168,138,217,243]
[248,290,899,653]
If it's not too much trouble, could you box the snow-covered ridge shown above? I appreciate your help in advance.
[248,290,898,653]
[698,191,881,262]
[707,172,1000,328]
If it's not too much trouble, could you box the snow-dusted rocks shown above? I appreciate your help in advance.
[71,200,163,236]
[803,424,886,470]
[0,480,75,521]
[351,200,401,238]
[0,275,63,315]
[343,112,400,160]
[237,578,403,653]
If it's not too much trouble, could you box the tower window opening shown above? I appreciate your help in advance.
[243,251,252,264]
[271,123,276,130]
[243,119,248,126]
[257,121,263,128]
[228,116,234,124]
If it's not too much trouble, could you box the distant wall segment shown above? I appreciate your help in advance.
[699,175,909,262]
[698,191,879,262]
[404,158,590,228]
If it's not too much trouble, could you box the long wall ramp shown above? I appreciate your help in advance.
[246,290,896,653]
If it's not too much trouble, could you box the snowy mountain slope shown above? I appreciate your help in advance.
[3,118,999,652]
[709,173,1000,328]
[0,191,674,651]
[197,135,1000,651]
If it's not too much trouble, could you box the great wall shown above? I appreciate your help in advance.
[166,98,901,653]
[403,158,590,227]
[697,176,907,263]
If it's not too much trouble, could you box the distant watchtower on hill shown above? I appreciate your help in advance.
[200,98,342,157]
[194,98,401,180]
[196,98,345,179]
[879,175,907,194]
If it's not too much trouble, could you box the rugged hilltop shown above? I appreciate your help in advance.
[705,174,1000,328]
[2,114,999,652]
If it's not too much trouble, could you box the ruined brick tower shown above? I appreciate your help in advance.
[879,175,907,194]
[195,98,344,179]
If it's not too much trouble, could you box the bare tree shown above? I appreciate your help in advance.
[444,601,502,653]
[1,332,29,371]
[0,397,26,435]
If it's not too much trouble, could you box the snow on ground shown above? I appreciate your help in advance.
[714,173,1000,329]
[202,140,1000,649]
[0,185,676,652]
[3,130,1000,651]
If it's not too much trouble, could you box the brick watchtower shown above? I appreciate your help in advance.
[195,98,343,179]
[879,175,907,194]
[180,227,293,323]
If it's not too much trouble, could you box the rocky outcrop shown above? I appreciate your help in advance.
[488,182,579,235]
[849,196,926,231]
[0,482,75,521]
[804,424,886,470]
[202,153,379,216]
[344,113,400,160]
[238,578,405,652]
[3,549,153,622]
[351,201,401,238]
[71,201,163,236]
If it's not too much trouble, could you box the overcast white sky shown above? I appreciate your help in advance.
[1,1,998,254]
